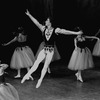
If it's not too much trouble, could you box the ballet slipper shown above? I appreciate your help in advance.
[36,79,42,88]
[21,74,30,83]
[75,73,79,80]
[29,75,34,80]
[14,75,21,78]
[47,68,51,74]
[78,75,83,82]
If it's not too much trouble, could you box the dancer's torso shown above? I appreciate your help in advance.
[17,34,27,47]
[77,38,86,49]
[42,28,55,47]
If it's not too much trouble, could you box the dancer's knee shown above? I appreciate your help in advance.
[35,59,41,64]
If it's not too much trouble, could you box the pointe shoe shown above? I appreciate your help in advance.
[29,75,34,80]
[75,73,79,80]
[78,75,83,82]
[21,74,30,83]
[47,68,51,74]
[21,77,26,83]
[36,79,42,88]
[14,75,21,78]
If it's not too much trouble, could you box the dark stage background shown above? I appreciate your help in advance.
[0,0,100,65]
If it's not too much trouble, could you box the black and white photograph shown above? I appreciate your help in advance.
[0,0,100,100]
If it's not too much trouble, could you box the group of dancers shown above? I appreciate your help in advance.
[21,9,83,88]
[20,9,100,88]
[0,8,100,100]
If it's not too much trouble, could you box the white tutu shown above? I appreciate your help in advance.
[35,42,61,62]
[0,83,19,100]
[10,46,35,69]
[68,47,94,70]
[92,40,100,56]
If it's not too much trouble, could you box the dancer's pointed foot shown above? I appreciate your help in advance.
[75,73,79,80]
[21,74,30,83]
[14,75,21,78]
[36,79,42,88]
[47,68,51,74]
[29,75,34,80]
[78,75,83,82]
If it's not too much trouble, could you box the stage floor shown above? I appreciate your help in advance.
[5,60,100,100]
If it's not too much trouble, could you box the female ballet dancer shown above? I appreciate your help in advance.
[3,27,35,80]
[0,61,19,100]
[68,33,99,82]
[21,9,82,88]
[92,29,100,56]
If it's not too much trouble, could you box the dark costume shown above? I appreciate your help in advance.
[35,28,61,62]
[68,37,94,70]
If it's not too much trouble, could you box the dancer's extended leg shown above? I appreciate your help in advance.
[36,50,54,88]
[21,49,45,83]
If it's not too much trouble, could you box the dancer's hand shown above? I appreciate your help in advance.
[2,43,7,46]
[97,37,100,41]
[21,74,30,83]
[78,30,83,35]
[25,9,30,16]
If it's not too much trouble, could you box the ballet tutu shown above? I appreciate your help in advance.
[68,47,94,70]
[35,42,61,62]
[0,83,19,100]
[92,40,100,56]
[10,46,35,69]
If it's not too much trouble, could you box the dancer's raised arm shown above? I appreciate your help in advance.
[25,9,44,32]
[55,28,83,35]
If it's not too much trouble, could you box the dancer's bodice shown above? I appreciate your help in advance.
[77,39,86,48]
[17,34,27,47]
[17,34,27,42]
[42,28,56,47]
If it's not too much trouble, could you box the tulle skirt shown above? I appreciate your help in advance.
[10,46,35,69]
[35,42,61,62]
[0,83,19,100]
[92,40,100,56]
[68,47,94,70]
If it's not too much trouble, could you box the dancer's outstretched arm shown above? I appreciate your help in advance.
[25,9,44,32]
[2,37,17,46]
[85,36,99,40]
[55,28,83,35]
